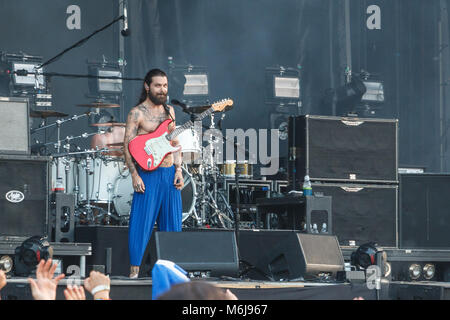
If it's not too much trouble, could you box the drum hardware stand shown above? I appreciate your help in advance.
[32,111,99,192]
[198,113,228,226]
[216,188,235,222]
[106,182,115,220]
[205,188,234,228]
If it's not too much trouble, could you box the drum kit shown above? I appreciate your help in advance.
[32,101,249,229]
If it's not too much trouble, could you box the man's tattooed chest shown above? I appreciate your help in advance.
[138,105,168,123]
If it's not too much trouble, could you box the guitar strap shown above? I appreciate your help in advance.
[162,103,175,121]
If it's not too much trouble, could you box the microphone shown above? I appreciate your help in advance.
[171,99,187,110]
[121,2,130,37]
[218,113,226,130]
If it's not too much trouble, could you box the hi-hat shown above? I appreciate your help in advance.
[30,110,69,118]
[91,122,126,127]
[77,102,120,108]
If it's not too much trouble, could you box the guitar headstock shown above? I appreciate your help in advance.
[211,98,233,112]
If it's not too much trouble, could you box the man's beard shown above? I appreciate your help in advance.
[148,91,167,105]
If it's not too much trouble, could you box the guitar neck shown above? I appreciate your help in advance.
[166,107,214,140]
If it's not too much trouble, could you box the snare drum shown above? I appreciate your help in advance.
[219,160,253,179]
[177,126,201,163]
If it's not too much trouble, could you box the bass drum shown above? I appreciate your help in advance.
[181,166,197,222]
[112,166,197,221]
[113,169,133,216]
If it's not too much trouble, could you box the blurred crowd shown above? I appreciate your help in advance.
[0,258,238,300]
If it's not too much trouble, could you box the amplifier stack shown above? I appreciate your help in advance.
[0,97,51,240]
[288,115,399,247]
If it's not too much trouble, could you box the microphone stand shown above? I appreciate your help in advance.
[233,141,242,254]
[38,15,125,70]
[217,116,251,275]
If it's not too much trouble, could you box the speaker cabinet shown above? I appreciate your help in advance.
[311,182,398,247]
[288,115,398,188]
[149,231,239,277]
[0,97,30,154]
[239,230,344,281]
[75,226,130,276]
[0,155,49,238]
[400,174,450,249]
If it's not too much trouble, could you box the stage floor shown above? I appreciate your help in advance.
[1,277,385,300]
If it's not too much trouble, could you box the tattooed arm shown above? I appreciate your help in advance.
[168,106,184,190]
[124,107,145,193]
[168,106,182,168]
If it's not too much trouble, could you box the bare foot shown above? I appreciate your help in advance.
[130,266,139,279]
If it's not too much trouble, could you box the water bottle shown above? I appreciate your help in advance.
[302,175,312,196]
[321,223,327,234]
[53,177,65,193]
[312,223,318,233]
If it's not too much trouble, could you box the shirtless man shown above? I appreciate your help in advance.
[123,69,184,278]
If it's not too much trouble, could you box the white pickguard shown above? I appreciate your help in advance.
[144,133,180,166]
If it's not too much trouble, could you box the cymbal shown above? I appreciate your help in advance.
[106,142,124,147]
[30,110,69,118]
[91,122,126,127]
[185,104,233,114]
[77,102,120,108]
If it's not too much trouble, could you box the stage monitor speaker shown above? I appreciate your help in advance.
[0,155,49,238]
[288,115,398,188]
[75,226,130,276]
[239,230,344,281]
[0,97,30,154]
[149,231,239,278]
[311,182,398,247]
[400,173,450,249]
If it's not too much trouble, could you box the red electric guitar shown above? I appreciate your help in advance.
[128,99,233,171]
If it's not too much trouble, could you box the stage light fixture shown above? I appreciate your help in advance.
[274,76,300,99]
[361,81,384,103]
[384,261,392,278]
[14,236,53,277]
[97,69,122,93]
[321,77,366,116]
[183,73,208,96]
[12,62,45,88]
[0,255,13,273]
[350,242,378,270]
[408,263,422,280]
[423,264,435,280]
[167,60,209,103]
[265,66,301,106]
[88,60,123,96]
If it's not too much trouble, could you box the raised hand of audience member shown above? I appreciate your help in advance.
[28,259,65,300]
[0,270,6,300]
[84,271,111,300]
[64,284,86,300]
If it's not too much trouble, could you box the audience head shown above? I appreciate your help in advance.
[157,281,238,300]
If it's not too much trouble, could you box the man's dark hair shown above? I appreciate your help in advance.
[157,281,235,300]
[138,68,168,104]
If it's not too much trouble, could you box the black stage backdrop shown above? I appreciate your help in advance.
[0,0,119,151]
[0,1,449,172]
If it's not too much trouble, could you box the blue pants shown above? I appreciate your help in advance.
[128,166,182,266]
